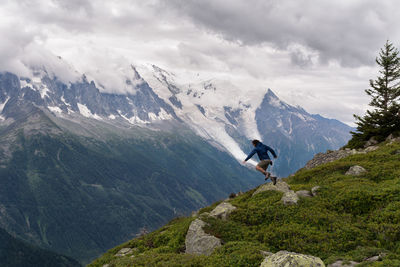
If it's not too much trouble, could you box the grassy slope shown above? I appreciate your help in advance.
[89,141,400,266]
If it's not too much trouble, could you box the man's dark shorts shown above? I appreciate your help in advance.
[257,159,272,170]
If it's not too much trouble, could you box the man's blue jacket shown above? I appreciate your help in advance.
[245,142,277,161]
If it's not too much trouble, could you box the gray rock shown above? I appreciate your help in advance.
[345,165,367,176]
[327,260,358,267]
[115,247,134,257]
[185,219,221,256]
[365,255,379,262]
[281,191,299,205]
[364,137,379,148]
[261,250,325,267]
[311,186,321,196]
[296,190,312,198]
[253,180,291,196]
[209,202,237,220]
[364,146,379,152]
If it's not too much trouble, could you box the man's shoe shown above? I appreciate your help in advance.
[264,172,270,180]
[271,176,277,185]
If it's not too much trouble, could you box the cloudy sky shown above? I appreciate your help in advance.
[1,0,400,125]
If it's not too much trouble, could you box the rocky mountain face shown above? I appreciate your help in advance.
[138,65,352,176]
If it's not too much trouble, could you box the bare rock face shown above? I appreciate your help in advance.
[185,219,221,256]
[345,165,367,176]
[209,202,237,220]
[311,186,321,196]
[281,191,299,205]
[260,250,325,267]
[253,180,291,196]
[296,190,312,198]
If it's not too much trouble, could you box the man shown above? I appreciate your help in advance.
[243,139,278,184]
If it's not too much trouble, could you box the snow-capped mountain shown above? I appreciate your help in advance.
[0,61,352,176]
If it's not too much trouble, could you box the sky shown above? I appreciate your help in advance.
[1,0,400,125]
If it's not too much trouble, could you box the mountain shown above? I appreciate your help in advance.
[0,71,261,264]
[89,138,400,266]
[0,58,351,264]
[0,227,81,267]
[137,65,353,176]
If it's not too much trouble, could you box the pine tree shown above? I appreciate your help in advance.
[349,41,400,147]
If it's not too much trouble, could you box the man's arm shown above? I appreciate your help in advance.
[243,149,256,162]
[266,146,277,158]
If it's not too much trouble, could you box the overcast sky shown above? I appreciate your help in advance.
[1,0,400,125]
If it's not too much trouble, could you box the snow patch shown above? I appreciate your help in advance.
[77,103,102,120]
[20,79,35,90]
[48,106,62,113]
[0,97,10,113]
[108,114,116,120]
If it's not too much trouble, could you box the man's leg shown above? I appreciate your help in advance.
[256,160,270,178]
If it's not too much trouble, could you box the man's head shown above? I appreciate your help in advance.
[252,139,260,147]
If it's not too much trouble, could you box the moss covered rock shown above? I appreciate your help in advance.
[261,251,325,267]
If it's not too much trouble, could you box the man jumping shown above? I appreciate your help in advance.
[242,139,278,184]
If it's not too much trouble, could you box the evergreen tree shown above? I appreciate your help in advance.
[349,41,400,147]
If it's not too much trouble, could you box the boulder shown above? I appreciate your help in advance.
[261,250,325,267]
[281,191,299,205]
[253,180,291,196]
[345,165,367,176]
[185,219,221,256]
[296,190,312,198]
[311,186,321,196]
[209,202,237,220]
[364,137,379,148]
[364,146,379,152]
[327,260,358,267]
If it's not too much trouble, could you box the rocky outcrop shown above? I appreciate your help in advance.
[303,149,359,170]
[209,202,237,220]
[311,186,321,196]
[364,137,379,148]
[296,190,312,198]
[185,219,221,256]
[261,251,325,267]
[282,191,300,205]
[345,165,367,176]
[253,180,291,196]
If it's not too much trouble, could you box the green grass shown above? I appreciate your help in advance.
[89,141,400,266]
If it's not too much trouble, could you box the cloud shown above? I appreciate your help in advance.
[0,0,399,125]
[165,0,400,67]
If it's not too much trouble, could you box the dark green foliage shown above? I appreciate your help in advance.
[349,41,400,147]
[91,141,400,266]
[0,227,81,267]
